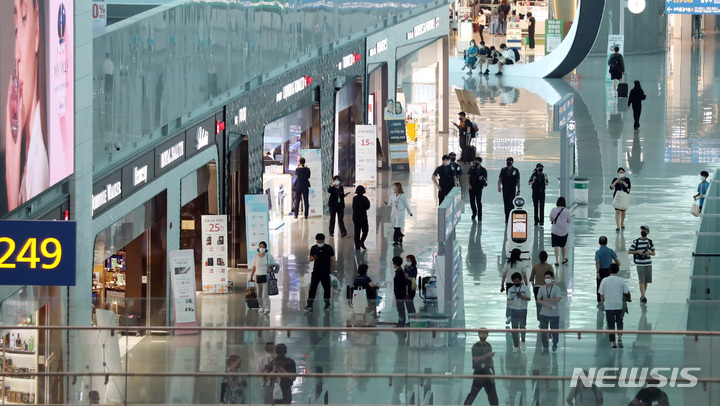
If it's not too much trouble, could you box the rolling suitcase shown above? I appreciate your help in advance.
[460,145,477,163]
[246,282,260,309]
[617,83,628,98]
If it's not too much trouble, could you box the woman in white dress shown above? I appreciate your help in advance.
[250,241,279,314]
[388,182,413,246]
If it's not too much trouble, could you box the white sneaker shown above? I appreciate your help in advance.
[263,308,271,314]
[512,347,520,354]
[520,342,526,351]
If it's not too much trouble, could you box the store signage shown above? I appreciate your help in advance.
[368,38,388,57]
[134,166,148,186]
[155,134,186,175]
[234,107,247,125]
[187,117,218,158]
[0,220,77,286]
[201,215,229,294]
[545,19,564,54]
[276,76,312,102]
[337,53,361,70]
[169,249,199,329]
[245,195,271,266]
[122,151,155,197]
[553,94,574,132]
[438,187,462,242]
[160,140,185,169]
[92,171,122,216]
[196,127,209,150]
[666,0,720,14]
[215,120,225,134]
[355,125,377,189]
[406,17,440,40]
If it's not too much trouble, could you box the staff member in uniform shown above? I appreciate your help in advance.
[304,234,337,311]
[433,155,456,204]
[327,175,349,237]
[528,163,548,226]
[467,157,488,221]
[498,157,521,222]
[293,157,311,219]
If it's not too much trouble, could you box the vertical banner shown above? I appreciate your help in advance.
[92,0,107,33]
[506,21,523,47]
[245,195,271,267]
[299,149,323,216]
[201,216,229,294]
[355,125,378,188]
[606,35,624,81]
[545,19,564,54]
[386,120,409,172]
[169,250,199,330]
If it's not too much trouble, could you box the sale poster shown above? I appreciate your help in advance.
[299,149,323,216]
[245,195,271,267]
[355,125,377,189]
[201,215,229,294]
[92,0,107,33]
[169,250,199,327]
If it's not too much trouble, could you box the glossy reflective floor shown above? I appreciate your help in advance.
[118,34,720,405]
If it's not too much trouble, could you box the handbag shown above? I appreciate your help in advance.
[273,379,283,400]
[691,203,700,217]
[256,274,267,284]
[351,287,368,314]
[612,190,631,211]
[267,273,279,296]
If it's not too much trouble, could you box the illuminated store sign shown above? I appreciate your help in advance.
[160,141,185,169]
[368,39,388,57]
[122,151,155,198]
[133,166,148,186]
[92,171,122,216]
[196,126,210,150]
[406,17,441,40]
[276,76,312,102]
[338,53,361,70]
[216,120,226,134]
[0,220,77,286]
[234,107,247,125]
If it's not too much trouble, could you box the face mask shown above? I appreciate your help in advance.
[470,42,475,46]
[450,158,456,162]
[702,176,707,181]
[334,180,340,185]
[445,160,451,165]
[474,161,480,166]
[641,231,647,237]
[514,282,521,287]
[618,173,625,178]
[259,248,266,253]
[317,243,324,248]
[545,278,552,284]
[507,161,513,167]
[537,168,543,173]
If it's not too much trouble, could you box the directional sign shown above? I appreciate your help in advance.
[666,0,720,14]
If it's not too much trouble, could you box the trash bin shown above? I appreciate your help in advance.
[574,178,589,205]
[429,314,450,347]
[409,314,431,348]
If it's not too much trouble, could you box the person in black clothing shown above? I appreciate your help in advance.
[392,256,412,327]
[628,377,670,406]
[433,155,456,204]
[467,157,488,221]
[449,152,463,184]
[354,264,379,314]
[463,329,499,406]
[498,157,521,222]
[271,344,297,404]
[528,163,548,226]
[608,46,625,92]
[453,112,474,149]
[527,12,536,49]
[327,175,349,237]
[627,81,646,130]
[352,185,371,250]
[304,233,337,311]
[294,157,311,219]
[610,167,631,231]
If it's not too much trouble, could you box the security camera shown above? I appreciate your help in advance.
[113,142,122,151]
[333,77,343,91]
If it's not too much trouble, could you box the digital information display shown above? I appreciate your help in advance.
[666,0,720,14]
[0,220,76,286]
[512,212,528,241]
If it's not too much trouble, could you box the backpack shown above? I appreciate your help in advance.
[511,47,520,62]
[467,120,478,138]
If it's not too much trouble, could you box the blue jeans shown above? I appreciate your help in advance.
[539,315,559,348]
[499,20,507,35]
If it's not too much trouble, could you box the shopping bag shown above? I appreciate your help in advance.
[612,191,631,211]
[691,203,700,217]
[351,287,368,314]
[273,380,283,400]
[267,273,279,296]
[330,274,342,293]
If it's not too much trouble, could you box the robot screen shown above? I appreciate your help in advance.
[512,212,527,241]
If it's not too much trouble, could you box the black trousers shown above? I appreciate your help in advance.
[307,272,331,306]
[605,309,624,342]
[503,190,515,222]
[354,220,368,249]
[393,227,403,243]
[439,187,452,205]
[532,192,545,225]
[528,29,535,49]
[294,189,309,218]
[463,371,499,406]
[597,268,610,302]
[632,105,642,128]
[469,187,483,218]
[328,206,346,235]
[478,24,485,44]
[395,298,415,325]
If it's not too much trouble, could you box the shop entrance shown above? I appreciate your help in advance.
[368,64,388,169]
[228,138,250,267]
[334,77,363,185]
[92,192,168,328]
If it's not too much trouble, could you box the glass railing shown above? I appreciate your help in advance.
[1,321,719,405]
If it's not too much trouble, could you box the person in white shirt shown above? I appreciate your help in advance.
[250,241,279,314]
[477,12,487,43]
[501,249,529,325]
[495,43,516,76]
[256,342,275,404]
[507,272,532,353]
[598,263,630,349]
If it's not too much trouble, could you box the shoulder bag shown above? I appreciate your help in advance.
[612,190,631,211]
[267,272,279,296]
[273,378,283,400]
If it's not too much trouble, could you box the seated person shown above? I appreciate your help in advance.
[495,43,517,76]
[353,264,379,313]
[462,40,480,73]
[476,42,491,75]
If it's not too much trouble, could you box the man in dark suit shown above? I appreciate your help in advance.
[294,157,311,218]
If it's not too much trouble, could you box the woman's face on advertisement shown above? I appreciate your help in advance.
[14,0,39,117]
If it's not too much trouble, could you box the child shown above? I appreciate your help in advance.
[694,171,710,213]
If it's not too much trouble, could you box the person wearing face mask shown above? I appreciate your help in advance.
[549,197,572,266]
[536,270,562,353]
[448,152,463,185]
[305,234,337,311]
[392,256,412,327]
[327,175,350,237]
[498,157,521,222]
[501,249,529,325]
[528,163,549,226]
[507,272,531,353]
[433,155,456,204]
[467,157,488,221]
[463,328,499,406]
[694,170,710,213]
[628,376,670,406]
[610,167,631,231]
[453,112,476,150]
[352,185,371,250]
[250,241,279,314]
[404,255,418,312]
[628,226,655,304]
[388,182,413,245]
[293,157,312,219]
[463,40,480,74]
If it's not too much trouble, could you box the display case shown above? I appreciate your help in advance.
[92,253,127,312]
[2,315,39,404]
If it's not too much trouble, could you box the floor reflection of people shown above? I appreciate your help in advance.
[391,332,408,404]
[466,222,487,283]
[626,131,644,174]
[499,346,528,404]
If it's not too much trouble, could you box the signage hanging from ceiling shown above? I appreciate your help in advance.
[665,0,720,14]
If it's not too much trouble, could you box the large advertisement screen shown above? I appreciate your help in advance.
[0,0,74,214]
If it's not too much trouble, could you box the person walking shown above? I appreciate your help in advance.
[498,157,521,222]
[304,233,337,311]
[610,167,631,231]
[527,12,536,49]
[433,156,456,204]
[607,47,625,92]
[694,170,710,213]
[549,197,572,266]
[220,355,247,404]
[477,11,487,43]
[501,248,529,324]
[507,272,531,353]
[249,241,279,314]
[271,344,297,404]
[256,342,275,404]
[595,236,620,306]
[627,81,646,130]
[628,225,655,303]
[467,157,488,221]
[598,263,630,349]
[392,256,412,327]
[528,163,548,226]
[529,251,552,321]
[352,185,371,250]
[327,175,349,237]
[389,182,413,245]
[537,270,562,353]
[463,329,499,406]
[293,157,311,219]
